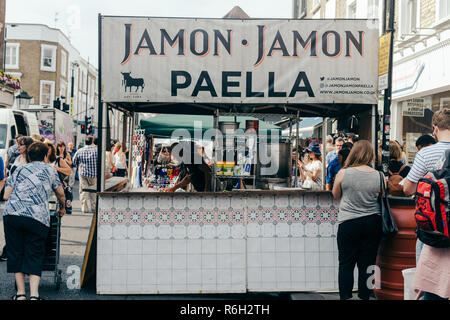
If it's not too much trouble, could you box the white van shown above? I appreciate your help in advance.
[0,108,39,164]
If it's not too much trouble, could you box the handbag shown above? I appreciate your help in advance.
[56,157,72,214]
[378,171,398,239]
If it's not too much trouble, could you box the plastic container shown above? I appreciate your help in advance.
[374,196,416,300]
[401,268,416,300]
[216,161,224,175]
[223,162,235,175]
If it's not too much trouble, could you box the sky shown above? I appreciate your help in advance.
[5,0,293,68]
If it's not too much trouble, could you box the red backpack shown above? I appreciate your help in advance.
[414,150,450,248]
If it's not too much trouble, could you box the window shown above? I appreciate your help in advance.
[347,1,357,18]
[61,50,67,77]
[60,80,67,99]
[300,0,307,17]
[436,0,450,22]
[41,44,57,72]
[294,0,307,18]
[400,0,418,36]
[40,80,55,106]
[368,0,379,19]
[325,0,336,18]
[5,43,20,69]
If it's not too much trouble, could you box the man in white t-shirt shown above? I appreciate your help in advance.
[403,109,450,196]
[403,108,450,300]
[404,110,450,256]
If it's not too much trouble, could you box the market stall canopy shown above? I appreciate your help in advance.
[139,113,281,138]
[281,117,323,138]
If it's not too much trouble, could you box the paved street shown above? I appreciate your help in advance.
[0,181,346,300]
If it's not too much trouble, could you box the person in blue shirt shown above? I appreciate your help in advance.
[326,147,351,191]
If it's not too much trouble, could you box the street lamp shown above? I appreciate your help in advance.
[70,61,79,116]
[16,90,32,109]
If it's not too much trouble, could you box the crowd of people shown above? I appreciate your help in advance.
[0,108,449,300]
[0,134,67,300]
[329,108,449,301]
[0,133,123,299]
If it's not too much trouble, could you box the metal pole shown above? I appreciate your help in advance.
[288,118,292,187]
[372,104,377,168]
[295,111,300,188]
[100,103,107,192]
[70,67,75,117]
[322,117,327,190]
[97,14,103,192]
[381,0,395,178]
[86,57,89,133]
[212,109,219,191]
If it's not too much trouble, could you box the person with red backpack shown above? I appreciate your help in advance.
[403,108,450,300]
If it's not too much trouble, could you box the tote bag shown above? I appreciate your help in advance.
[378,171,398,239]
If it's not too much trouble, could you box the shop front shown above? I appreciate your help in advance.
[91,15,380,294]
[390,34,450,162]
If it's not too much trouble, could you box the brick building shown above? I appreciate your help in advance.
[4,23,99,142]
[292,0,450,163]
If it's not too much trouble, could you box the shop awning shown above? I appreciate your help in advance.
[139,113,281,139]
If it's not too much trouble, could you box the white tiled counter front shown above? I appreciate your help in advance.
[96,191,339,294]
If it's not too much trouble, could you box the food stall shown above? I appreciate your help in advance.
[92,15,380,294]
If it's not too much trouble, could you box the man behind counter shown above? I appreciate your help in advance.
[167,141,212,192]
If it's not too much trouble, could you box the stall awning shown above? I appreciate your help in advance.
[139,113,281,139]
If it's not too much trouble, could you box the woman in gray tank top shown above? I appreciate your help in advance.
[332,140,385,300]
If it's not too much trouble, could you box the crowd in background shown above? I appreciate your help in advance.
[0,108,449,301]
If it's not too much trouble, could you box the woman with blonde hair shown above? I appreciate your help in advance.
[113,142,128,177]
[332,140,385,300]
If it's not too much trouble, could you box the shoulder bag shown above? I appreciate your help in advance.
[56,156,72,214]
[378,171,398,239]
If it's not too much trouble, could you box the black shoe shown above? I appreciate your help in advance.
[0,254,7,261]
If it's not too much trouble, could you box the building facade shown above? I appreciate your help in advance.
[293,0,450,163]
[4,23,99,144]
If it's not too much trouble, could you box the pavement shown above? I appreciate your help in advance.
[0,180,352,301]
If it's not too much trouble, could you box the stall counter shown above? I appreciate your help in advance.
[96,190,339,294]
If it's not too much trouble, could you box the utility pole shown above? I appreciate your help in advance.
[1,0,6,71]
[381,0,395,177]
[85,57,89,135]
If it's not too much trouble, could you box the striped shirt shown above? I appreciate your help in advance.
[406,141,450,183]
[73,145,98,178]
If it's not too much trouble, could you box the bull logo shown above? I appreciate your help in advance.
[121,72,145,92]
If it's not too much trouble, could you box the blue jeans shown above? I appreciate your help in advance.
[424,292,448,300]
[416,239,424,264]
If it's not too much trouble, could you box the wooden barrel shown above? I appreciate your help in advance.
[374,196,416,300]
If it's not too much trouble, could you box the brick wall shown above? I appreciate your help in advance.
[420,0,436,28]
[7,39,61,105]
[0,0,5,70]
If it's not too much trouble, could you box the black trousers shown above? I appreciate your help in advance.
[115,168,127,177]
[337,214,382,300]
[3,215,49,277]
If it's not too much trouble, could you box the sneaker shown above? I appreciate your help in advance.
[0,254,7,261]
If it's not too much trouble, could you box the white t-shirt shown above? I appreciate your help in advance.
[305,160,323,190]
[114,152,127,169]
[406,141,450,183]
